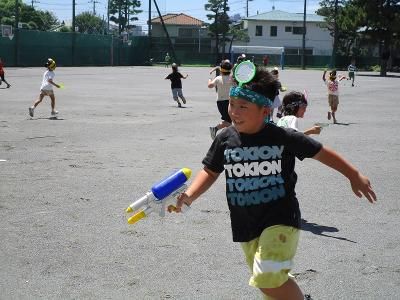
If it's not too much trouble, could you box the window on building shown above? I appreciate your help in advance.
[270,26,277,37]
[255,25,263,36]
[292,26,305,35]
[178,28,195,38]
[285,26,292,32]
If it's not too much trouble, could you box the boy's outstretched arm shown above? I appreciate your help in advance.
[313,146,377,203]
[175,167,220,211]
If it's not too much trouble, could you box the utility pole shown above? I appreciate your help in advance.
[246,0,253,17]
[72,0,76,66]
[222,0,227,58]
[148,0,152,62]
[89,0,100,15]
[301,0,307,70]
[31,0,39,8]
[14,0,19,66]
[331,0,338,68]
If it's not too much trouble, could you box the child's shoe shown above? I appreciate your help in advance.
[327,111,331,120]
[181,98,186,104]
[7,84,11,88]
[178,102,182,108]
[51,110,59,116]
[29,107,34,117]
[209,127,218,140]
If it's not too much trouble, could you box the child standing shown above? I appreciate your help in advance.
[28,58,61,118]
[347,59,357,87]
[0,57,11,88]
[164,53,171,68]
[323,69,345,124]
[207,60,233,139]
[174,65,376,300]
[165,63,188,107]
[277,91,321,135]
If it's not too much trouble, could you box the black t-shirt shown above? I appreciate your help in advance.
[166,72,184,89]
[202,124,322,242]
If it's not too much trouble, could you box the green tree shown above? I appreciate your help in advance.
[75,12,106,34]
[0,0,58,31]
[109,0,142,34]
[205,0,231,62]
[227,24,249,54]
[350,0,400,76]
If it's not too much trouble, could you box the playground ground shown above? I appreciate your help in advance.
[1,66,399,299]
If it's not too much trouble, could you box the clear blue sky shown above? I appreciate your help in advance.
[25,0,322,31]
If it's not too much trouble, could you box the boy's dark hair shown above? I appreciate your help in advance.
[282,91,307,116]
[232,66,278,101]
[220,60,232,75]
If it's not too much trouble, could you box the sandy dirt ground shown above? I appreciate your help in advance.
[1,66,399,299]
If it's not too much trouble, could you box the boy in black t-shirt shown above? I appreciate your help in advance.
[165,63,188,107]
[175,65,376,299]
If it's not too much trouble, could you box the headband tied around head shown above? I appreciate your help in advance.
[229,86,273,107]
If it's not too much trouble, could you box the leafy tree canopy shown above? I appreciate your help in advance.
[0,0,58,31]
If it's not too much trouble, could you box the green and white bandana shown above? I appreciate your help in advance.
[229,86,273,107]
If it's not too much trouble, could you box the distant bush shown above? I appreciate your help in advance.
[370,65,381,72]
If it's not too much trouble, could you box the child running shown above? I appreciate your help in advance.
[323,69,346,124]
[165,63,188,108]
[347,58,357,87]
[174,64,376,300]
[277,91,322,135]
[0,57,11,88]
[28,58,61,118]
[207,60,233,140]
[270,67,286,121]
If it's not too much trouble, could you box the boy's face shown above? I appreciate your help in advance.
[228,98,270,134]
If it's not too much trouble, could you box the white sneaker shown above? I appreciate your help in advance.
[29,107,34,117]
[51,110,59,116]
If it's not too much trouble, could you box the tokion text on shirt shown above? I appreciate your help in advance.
[224,146,286,206]
[224,146,284,163]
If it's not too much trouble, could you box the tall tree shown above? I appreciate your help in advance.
[205,0,231,62]
[75,12,106,34]
[109,0,142,35]
[0,0,58,31]
[350,0,400,76]
[317,0,347,67]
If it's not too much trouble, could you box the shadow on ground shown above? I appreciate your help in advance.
[301,218,356,243]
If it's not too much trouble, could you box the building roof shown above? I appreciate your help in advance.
[244,10,324,22]
[150,13,204,26]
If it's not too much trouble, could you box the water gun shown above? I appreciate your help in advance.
[125,168,192,224]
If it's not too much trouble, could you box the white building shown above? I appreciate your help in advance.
[240,10,332,55]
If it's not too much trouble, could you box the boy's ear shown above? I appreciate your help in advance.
[262,106,271,117]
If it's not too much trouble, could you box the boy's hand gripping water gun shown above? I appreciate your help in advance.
[125,168,191,224]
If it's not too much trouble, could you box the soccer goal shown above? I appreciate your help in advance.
[231,46,285,69]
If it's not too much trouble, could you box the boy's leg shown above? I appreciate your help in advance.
[241,225,303,300]
[178,89,186,104]
[171,89,181,107]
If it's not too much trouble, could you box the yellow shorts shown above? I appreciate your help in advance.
[241,225,300,290]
